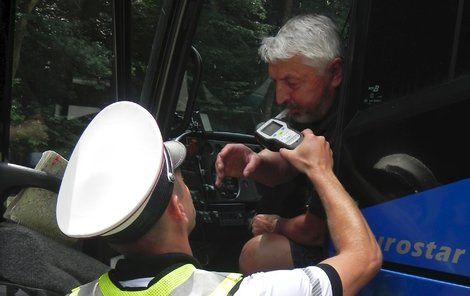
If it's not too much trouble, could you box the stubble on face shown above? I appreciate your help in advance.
[288,83,331,124]
[269,56,335,124]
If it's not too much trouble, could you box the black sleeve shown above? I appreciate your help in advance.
[316,263,343,296]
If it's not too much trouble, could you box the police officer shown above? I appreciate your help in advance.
[57,101,381,295]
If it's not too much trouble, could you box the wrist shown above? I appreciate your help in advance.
[307,168,336,185]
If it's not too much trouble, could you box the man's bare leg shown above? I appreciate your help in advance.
[239,233,293,274]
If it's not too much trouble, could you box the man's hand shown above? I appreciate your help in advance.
[279,129,333,179]
[250,214,280,236]
[215,144,261,187]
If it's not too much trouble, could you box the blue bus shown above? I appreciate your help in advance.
[1,0,469,294]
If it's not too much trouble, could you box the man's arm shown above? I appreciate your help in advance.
[308,171,381,296]
[251,212,325,246]
[215,144,298,187]
[276,212,325,246]
[280,130,382,296]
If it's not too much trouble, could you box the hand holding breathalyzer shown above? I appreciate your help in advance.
[255,110,303,151]
[279,129,333,178]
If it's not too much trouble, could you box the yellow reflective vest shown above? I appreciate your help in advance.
[69,264,243,296]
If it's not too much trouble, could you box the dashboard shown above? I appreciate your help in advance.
[180,135,262,229]
[177,133,264,269]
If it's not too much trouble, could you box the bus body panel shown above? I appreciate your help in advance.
[360,269,470,296]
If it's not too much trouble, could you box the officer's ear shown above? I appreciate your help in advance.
[328,57,343,88]
[167,194,183,219]
[167,193,188,222]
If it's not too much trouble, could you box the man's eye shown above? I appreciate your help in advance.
[288,82,299,89]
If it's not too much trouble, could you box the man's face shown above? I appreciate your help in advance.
[268,55,338,124]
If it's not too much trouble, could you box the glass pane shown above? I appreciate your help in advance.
[192,0,351,134]
[10,0,114,166]
[360,0,461,109]
[339,85,470,278]
[9,0,165,167]
[341,86,470,206]
[456,1,470,77]
[129,0,164,100]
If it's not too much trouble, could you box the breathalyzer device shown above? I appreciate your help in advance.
[255,110,303,151]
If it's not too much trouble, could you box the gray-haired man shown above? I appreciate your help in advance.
[215,14,345,274]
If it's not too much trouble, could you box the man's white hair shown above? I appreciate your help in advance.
[259,14,341,72]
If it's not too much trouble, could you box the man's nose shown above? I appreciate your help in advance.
[275,84,290,105]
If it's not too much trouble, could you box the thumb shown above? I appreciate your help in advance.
[243,151,262,177]
[243,155,257,177]
[279,148,291,160]
[215,174,223,187]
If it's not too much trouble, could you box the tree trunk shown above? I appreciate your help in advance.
[12,0,40,80]
[282,0,294,24]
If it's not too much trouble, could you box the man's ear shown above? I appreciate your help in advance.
[167,194,187,221]
[167,194,182,217]
[329,57,343,88]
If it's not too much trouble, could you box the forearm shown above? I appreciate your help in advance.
[276,213,325,246]
[250,149,298,186]
[310,170,381,295]
[278,131,381,295]
[308,170,377,255]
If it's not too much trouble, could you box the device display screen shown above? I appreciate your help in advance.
[261,121,282,136]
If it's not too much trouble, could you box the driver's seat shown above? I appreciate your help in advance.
[0,159,110,295]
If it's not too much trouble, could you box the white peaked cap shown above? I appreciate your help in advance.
[56,101,186,243]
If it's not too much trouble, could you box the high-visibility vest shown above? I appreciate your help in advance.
[69,264,243,296]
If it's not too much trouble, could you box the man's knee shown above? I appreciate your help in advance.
[239,236,258,274]
[239,233,293,275]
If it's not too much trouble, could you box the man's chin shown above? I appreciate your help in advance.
[291,112,316,124]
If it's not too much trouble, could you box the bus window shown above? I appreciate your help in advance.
[338,1,470,284]
[186,0,350,135]
[456,1,470,77]
[342,96,470,206]
[9,0,164,167]
[9,0,115,167]
[341,0,470,207]
[360,0,469,109]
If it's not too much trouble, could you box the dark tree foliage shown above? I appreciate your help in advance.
[9,0,350,163]
[194,0,272,104]
[193,0,350,133]
[11,0,113,163]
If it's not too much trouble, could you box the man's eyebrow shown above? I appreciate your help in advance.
[285,75,301,82]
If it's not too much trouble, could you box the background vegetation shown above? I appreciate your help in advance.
[10,0,349,165]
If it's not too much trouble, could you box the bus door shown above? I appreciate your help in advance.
[338,0,470,294]
[159,0,353,271]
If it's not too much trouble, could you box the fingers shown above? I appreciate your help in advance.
[242,153,258,177]
[215,144,237,187]
[215,152,226,187]
[252,226,263,236]
[215,162,224,188]
[280,130,333,174]
[215,144,253,187]
[301,128,314,136]
[217,144,232,159]
[251,214,279,236]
